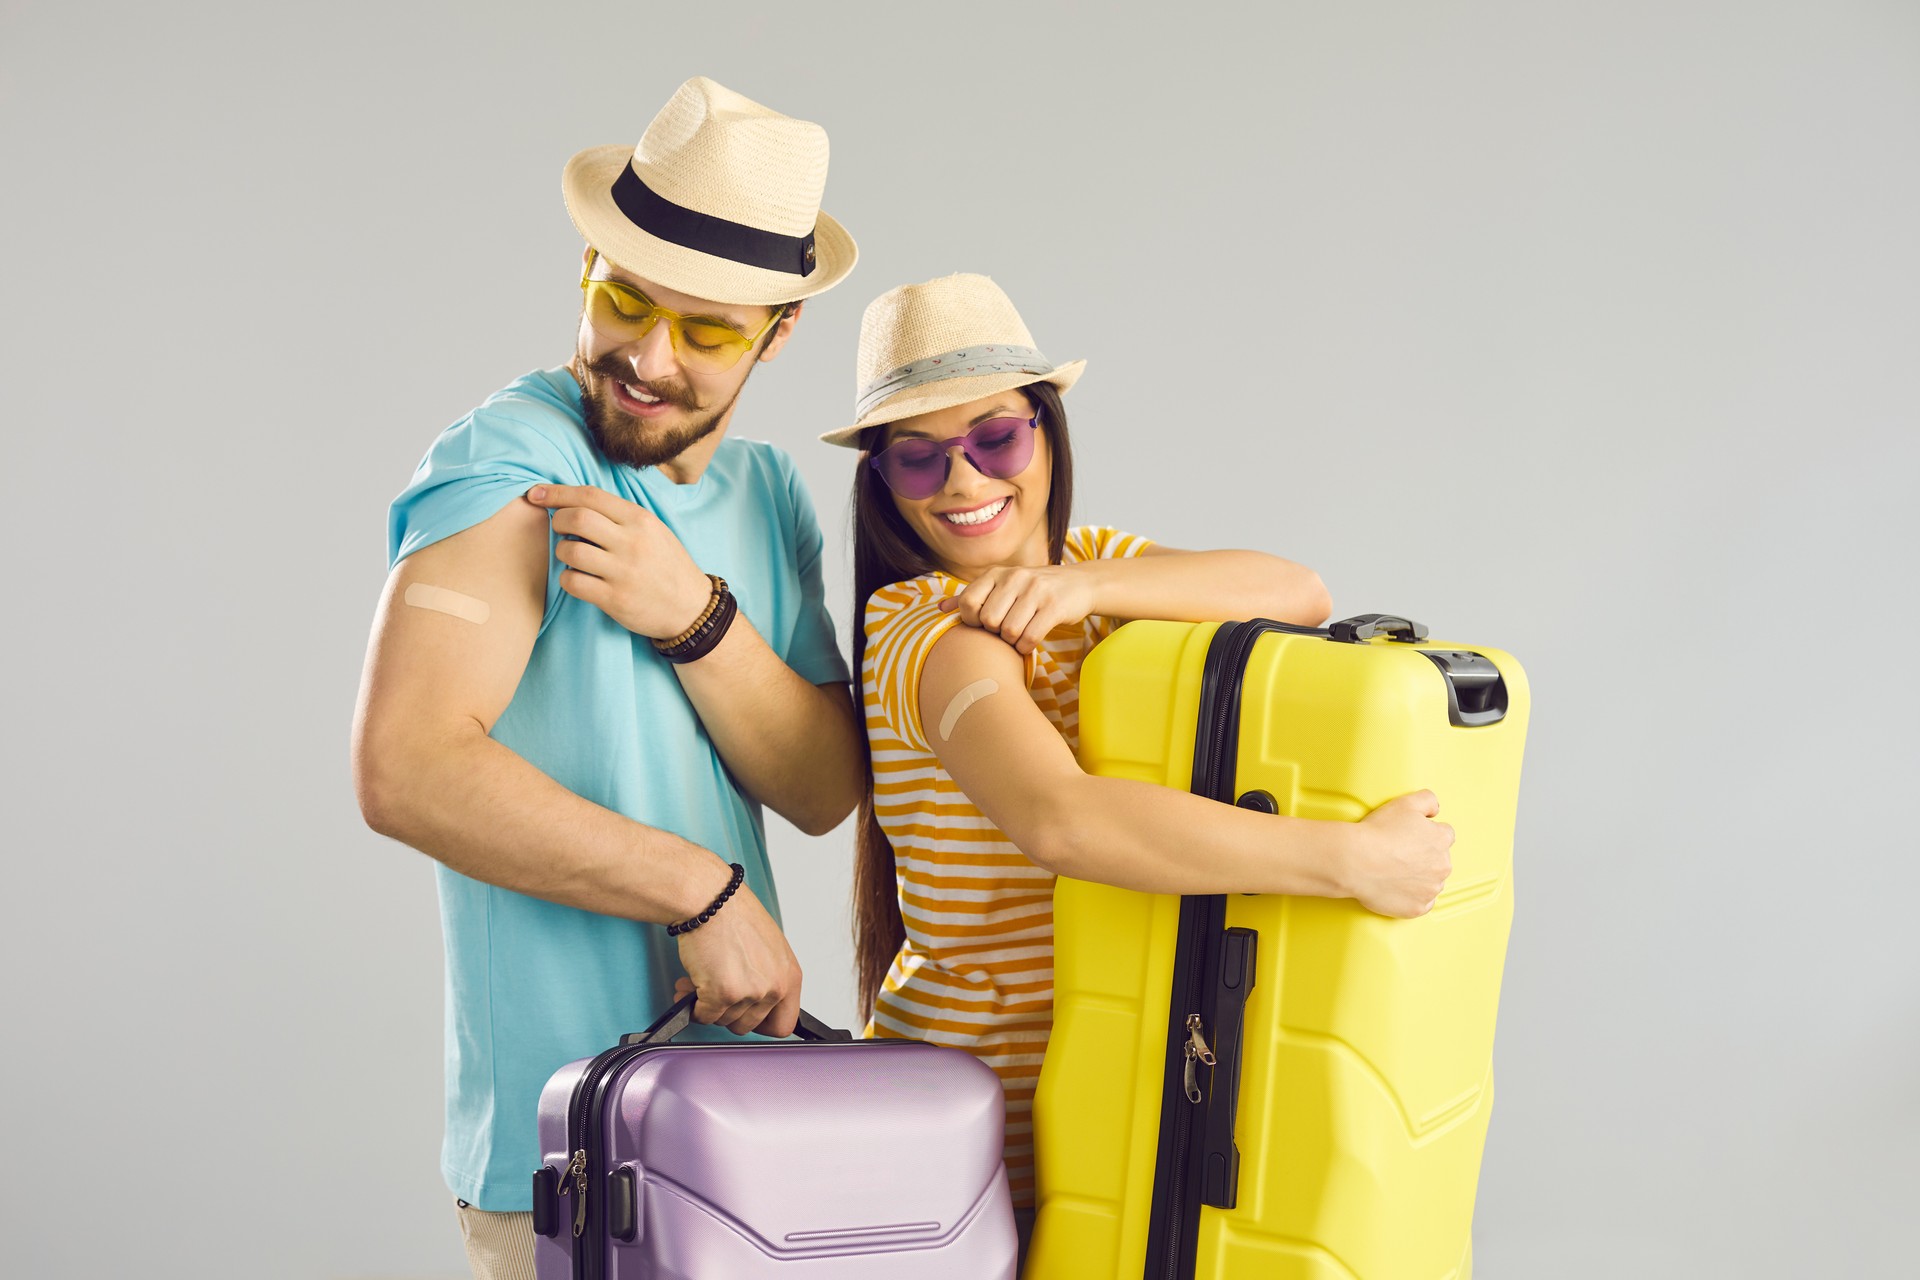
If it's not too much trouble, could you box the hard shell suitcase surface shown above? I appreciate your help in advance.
[1028,615,1529,1280]
[534,995,1017,1279]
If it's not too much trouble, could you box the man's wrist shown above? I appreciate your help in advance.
[669,854,740,924]
[668,862,746,936]
[654,570,719,642]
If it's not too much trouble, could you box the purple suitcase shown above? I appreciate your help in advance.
[532,995,1017,1278]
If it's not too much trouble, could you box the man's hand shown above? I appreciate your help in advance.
[526,484,712,640]
[936,564,1099,655]
[668,878,803,1038]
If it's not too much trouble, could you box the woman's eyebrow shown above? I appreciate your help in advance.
[891,406,1027,443]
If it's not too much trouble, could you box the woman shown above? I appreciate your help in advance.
[819,274,1453,1266]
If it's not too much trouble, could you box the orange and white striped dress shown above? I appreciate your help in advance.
[861,525,1154,1207]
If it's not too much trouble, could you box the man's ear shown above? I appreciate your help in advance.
[758,299,804,363]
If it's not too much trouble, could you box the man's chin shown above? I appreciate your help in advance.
[582,394,716,470]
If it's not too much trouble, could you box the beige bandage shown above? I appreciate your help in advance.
[404,583,491,625]
[939,678,1001,741]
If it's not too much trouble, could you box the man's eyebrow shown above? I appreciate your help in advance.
[592,270,757,328]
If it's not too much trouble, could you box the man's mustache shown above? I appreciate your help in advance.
[584,356,700,411]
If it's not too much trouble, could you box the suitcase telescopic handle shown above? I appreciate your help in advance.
[620,992,854,1047]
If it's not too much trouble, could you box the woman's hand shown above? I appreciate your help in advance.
[1344,790,1456,917]
[938,565,1099,655]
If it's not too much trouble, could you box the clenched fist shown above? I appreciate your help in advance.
[1345,790,1456,918]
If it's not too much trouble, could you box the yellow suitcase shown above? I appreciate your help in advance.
[1029,615,1529,1280]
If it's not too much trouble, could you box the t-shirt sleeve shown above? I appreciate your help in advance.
[1065,525,1156,642]
[386,408,582,570]
[1064,524,1156,565]
[864,581,964,754]
[779,456,853,686]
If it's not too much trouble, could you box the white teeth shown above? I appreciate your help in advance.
[622,383,661,403]
[942,497,1008,526]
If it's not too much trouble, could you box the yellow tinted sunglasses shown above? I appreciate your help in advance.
[578,249,784,372]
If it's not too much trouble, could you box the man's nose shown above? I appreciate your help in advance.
[621,317,679,382]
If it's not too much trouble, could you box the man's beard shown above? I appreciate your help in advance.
[575,352,749,470]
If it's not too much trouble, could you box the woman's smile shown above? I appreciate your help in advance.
[935,494,1013,534]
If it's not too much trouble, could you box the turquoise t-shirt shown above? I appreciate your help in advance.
[386,368,850,1209]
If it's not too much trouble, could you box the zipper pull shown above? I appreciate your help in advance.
[1186,1013,1217,1066]
[1182,1013,1216,1104]
[558,1149,589,1237]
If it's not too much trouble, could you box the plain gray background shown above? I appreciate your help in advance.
[3,1,1915,1276]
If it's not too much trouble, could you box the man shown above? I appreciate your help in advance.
[350,77,864,1279]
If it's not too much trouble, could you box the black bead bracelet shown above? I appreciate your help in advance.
[667,862,745,937]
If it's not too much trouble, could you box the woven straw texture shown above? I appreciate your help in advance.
[820,274,1084,447]
[563,77,856,306]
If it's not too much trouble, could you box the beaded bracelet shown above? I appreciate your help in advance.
[656,582,738,665]
[653,574,727,651]
[667,862,746,937]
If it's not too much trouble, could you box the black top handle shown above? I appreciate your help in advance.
[1231,613,1429,645]
[620,993,854,1047]
[1326,613,1428,644]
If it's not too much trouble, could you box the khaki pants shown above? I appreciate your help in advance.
[454,1200,535,1280]
[455,1198,1034,1278]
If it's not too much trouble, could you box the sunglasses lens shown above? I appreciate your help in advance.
[588,282,652,335]
[960,417,1035,479]
[879,443,952,498]
[585,282,753,373]
[677,319,752,369]
[876,442,949,499]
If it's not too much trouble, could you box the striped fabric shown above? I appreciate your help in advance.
[862,525,1154,1207]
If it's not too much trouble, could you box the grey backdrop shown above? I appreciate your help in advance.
[3,2,1914,1276]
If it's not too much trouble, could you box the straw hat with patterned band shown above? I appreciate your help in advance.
[562,76,857,307]
[820,273,1086,448]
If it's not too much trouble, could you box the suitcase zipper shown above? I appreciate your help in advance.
[555,1148,588,1237]
[1148,619,1271,1280]
[1182,1014,1217,1103]
[566,1041,642,1279]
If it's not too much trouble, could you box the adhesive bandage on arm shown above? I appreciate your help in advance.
[938,678,1001,742]
[404,583,491,625]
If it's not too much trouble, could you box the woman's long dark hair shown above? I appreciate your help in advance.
[850,381,1075,1023]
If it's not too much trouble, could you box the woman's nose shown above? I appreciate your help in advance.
[941,445,987,494]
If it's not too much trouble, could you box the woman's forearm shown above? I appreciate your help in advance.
[1022,772,1357,898]
[1080,550,1330,627]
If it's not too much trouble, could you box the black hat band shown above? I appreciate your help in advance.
[610,162,818,277]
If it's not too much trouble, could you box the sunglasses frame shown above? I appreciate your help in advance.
[867,412,1041,500]
[578,248,785,371]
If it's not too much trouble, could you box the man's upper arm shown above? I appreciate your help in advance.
[357,497,551,752]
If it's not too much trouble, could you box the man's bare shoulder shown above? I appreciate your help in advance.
[394,494,551,595]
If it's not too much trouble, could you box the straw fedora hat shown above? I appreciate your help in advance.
[562,76,857,307]
[820,274,1085,448]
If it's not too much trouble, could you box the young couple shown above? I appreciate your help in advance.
[351,77,1451,1280]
